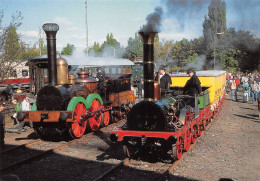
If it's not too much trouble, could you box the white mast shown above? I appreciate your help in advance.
[85,0,88,56]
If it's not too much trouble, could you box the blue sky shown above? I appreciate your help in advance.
[1,0,260,52]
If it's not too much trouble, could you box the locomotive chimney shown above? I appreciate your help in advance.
[139,32,157,100]
[42,23,59,86]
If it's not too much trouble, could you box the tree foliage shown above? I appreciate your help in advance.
[124,32,143,60]
[61,43,75,55]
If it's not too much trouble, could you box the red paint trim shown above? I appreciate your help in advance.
[0,78,30,85]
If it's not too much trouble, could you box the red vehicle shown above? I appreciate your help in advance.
[110,32,225,160]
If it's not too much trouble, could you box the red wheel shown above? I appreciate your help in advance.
[198,124,202,136]
[101,109,110,127]
[87,99,102,132]
[185,129,191,151]
[69,103,87,139]
[172,138,183,160]
[191,126,197,144]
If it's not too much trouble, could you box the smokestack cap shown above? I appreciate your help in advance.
[42,23,59,32]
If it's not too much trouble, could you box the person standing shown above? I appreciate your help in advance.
[0,101,5,148]
[183,68,202,107]
[230,80,237,101]
[11,99,20,125]
[251,80,260,104]
[242,80,249,103]
[155,66,172,96]
[96,67,106,97]
[137,78,143,99]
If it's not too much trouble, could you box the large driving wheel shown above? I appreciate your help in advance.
[185,129,191,151]
[69,102,87,139]
[191,125,197,144]
[87,99,102,132]
[101,108,110,127]
[172,138,183,160]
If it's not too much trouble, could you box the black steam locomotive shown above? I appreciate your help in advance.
[18,23,135,140]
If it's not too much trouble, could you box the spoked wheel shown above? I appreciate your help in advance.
[69,102,87,139]
[87,99,102,132]
[172,138,183,160]
[203,119,207,130]
[101,109,110,127]
[185,129,191,151]
[191,125,197,144]
[122,139,140,158]
[198,124,203,136]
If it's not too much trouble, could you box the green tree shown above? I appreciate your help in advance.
[0,11,23,81]
[61,43,75,55]
[100,33,123,58]
[39,38,47,55]
[124,32,143,61]
[89,42,101,56]
[4,25,20,60]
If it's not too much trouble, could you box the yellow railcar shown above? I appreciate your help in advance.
[170,70,226,106]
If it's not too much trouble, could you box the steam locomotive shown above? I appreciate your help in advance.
[110,32,226,160]
[17,23,135,139]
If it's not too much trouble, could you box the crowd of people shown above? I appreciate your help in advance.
[226,72,260,103]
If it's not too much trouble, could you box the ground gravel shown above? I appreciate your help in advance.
[1,91,259,181]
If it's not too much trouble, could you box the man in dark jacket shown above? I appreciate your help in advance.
[96,67,106,97]
[155,66,172,96]
[0,101,5,148]
[183,69,202,107]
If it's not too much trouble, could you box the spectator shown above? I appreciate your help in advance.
[230,80,237,101]
[255,75,260,84]
[131,85,136,97]
[234,76,240,93]
[251,80,260,104]
[155,66,172,97]
[21,94,33,128]
[21,94,31,111]
[11,99,20,125]
[137,79,143,99]
[242,81,249,103]
[0,101,5,148]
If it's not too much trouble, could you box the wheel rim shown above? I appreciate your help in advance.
[191,126,197,144]
[101,109,110,127]
[69,103,87,138]
[198,124,202,136]
[88,99,102,131]
[185,129,191,151]
[172,138,183,160]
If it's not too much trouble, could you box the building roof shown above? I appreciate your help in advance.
[170,70,226,77]
[30,55,134,66]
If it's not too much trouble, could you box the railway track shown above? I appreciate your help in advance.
[0,120,125,174]
[92,116,217,181]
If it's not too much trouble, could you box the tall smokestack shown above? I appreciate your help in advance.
[139,32,157,100]
[42,23,59,86]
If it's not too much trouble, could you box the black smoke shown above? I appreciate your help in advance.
[140,7,164,33]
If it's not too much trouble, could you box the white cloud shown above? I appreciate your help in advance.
[52,17,73,26]
[18,30,38,38]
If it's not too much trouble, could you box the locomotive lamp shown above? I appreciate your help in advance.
[42,23,59,86]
